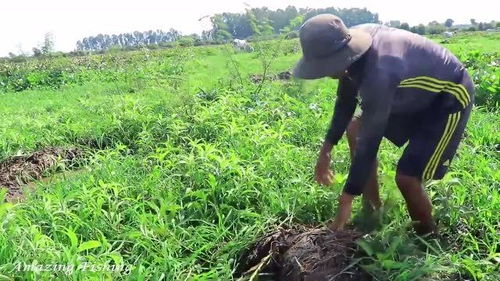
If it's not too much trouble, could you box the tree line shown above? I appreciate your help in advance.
[73,7,500,52]
[75,6,379,52]
[206,6,378,41]
[76,29,182,52]
[388,18,499,35]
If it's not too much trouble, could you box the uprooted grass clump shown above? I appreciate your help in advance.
[236,226,370,281]
[0,147,84,199]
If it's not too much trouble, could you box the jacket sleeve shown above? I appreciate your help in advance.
[343,72,398,195]
[325,77,358,145]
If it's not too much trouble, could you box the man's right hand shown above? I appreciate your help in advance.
[315,150,334,186]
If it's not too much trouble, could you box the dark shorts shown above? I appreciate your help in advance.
[391,103,472,181]
[366,75,474,182]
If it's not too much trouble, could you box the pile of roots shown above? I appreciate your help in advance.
[236,226,370,281]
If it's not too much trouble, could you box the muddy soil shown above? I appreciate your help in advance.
[0,147,84,199]
[236,226,370,281]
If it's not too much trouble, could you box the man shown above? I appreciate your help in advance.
[293,14,474,234]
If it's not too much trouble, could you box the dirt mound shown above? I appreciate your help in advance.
[250,71,293,83]
[236,226,370,281]
[0,147,84,199]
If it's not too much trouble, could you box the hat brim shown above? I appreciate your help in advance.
[293,29,373,80]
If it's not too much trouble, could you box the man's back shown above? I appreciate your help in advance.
[352,24,472,114]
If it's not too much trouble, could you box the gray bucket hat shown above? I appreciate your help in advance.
[293,14,373,79]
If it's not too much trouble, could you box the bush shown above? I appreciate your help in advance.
[458,51,500,108]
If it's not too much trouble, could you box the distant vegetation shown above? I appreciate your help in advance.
[75,6,380,52]
[1,32,498,109]
[76,29,182,52]
[70,6,499,53]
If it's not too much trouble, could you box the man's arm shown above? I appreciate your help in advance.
[315,77,358,186]
[343,73,397,195]
[325,77,358,147]
[329,71,398,230]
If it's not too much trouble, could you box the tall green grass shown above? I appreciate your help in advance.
[0,34,498,280]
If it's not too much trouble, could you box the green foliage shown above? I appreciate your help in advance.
[399,22,410,31]
[41,33,55,55]
[246,8,274,37]
[284,15,304,33]
[459,52,500,108]
[207,6,378,42]
[411,24,427,35]
[0,48,188,93]
[439,34,500,108]
[77,29,181,52]
[427,21,446,34]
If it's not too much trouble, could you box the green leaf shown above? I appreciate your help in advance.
[78,240,102,252]
[0,274,12,281]
[107,252,123,264]
[356,240,374,256]
[65,228,78,249]
[381,259,403,269]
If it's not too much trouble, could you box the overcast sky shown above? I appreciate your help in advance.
[1,0,498,56]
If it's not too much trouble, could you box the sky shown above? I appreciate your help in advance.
[1,0,498,56]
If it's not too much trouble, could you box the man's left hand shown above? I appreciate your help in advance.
[328,192,355,230]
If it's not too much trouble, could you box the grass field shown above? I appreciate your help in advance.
[0,32,499,280]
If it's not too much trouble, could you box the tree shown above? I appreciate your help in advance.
[282,15,304,32]
[336,8,378,27]
[41,32,54,55]
[400,22,410,30]
[482,22,493,30]
[210,14,234,41]
[445,18,454,28]
[269,6,298,33]
[201,30,212,41]
[177,35,198,47]
[470,19,477,25]
[416,24,426,35]
[427,21,445,34]
[247,8,274,37]
[388,20,401,27]
[32,47,42,57]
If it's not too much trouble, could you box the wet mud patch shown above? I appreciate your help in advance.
[0,147,84,200]
[236,226,370,281]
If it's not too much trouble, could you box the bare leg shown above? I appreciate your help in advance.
[395,172,436,235]
[346,118,381,211]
